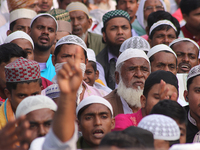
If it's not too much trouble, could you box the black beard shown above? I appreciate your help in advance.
[107,44,121,57]
[34,43,52,52]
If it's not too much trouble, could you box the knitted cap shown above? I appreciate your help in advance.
[48,8,71,22]
[45,84,60,99]
[187,65,200,81]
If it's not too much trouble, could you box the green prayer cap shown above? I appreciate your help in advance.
[48,8,71,22]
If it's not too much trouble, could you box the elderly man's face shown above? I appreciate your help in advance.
[79,103,115,147]
[119,57,150,90]
[171,41,199,73]
[150,51,177,75]
[70,11,92,40]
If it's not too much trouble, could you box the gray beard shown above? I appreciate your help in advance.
[117,80,143,108]
[80,31,88,41]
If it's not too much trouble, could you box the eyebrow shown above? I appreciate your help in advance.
[84,112,109,116]
[29,120,52,124]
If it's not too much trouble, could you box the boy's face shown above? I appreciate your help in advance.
[154,139,170,150]
[175,121,186,144]
[83,62,98,86]
[6,81,42,112]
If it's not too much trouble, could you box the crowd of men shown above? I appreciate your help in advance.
[0,0,200,149]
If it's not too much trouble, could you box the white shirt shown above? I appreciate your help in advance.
[120,96,133,114]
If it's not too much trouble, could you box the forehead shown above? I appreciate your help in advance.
[81,103,111,115]
[69,11,87,18]
[122,57,150,68]
[26,108,54,121]
[14,81,41,92]
[172,41,199,54]
[189,75,200,88]
[118,0,137,2]
[15,18,32,26]
[149,83,177,93]
[144,0,162,6]
[33,16,56,29]
[11,39,32,47]
[59,44,85,55]
[106,17,130,27]
[153,51,176,63]
[153,28,176,36]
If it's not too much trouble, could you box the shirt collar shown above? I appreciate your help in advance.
[188,110,197,126]
[108,49,117,62]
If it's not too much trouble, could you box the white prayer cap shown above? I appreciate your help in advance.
[147,44,177,58]
[30,13,58,31]
[87,48,96,62]
[15,95,57,118]
[10,8,37,23]
[76,95,113,117]
[138,114,180,141]
[66,2,89,17]
[170,143,200,150]
[169,38,200,50]
[45,84,60,99]
[116,48,150,68]
[149,20,177,36]
[4,31,34,49]
[119,36,150,53]
[187,65,200,81]
[55,35,87,52]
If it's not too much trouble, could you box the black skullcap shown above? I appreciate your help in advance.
[123,126,154,148]
[143,70,178,96]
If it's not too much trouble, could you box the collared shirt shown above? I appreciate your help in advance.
[120,96,133,114]
[40,54,56,81]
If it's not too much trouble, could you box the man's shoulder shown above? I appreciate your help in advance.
[104,89,118,101]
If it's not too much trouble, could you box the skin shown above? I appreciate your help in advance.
[143,0,164,21]
[103,17,132,47]
[148,28,177,47]
[184,76,200,130]
[141,83,178,116]
[70,11,92,41]
[26,108,54,142]
[58,0,82,9]
[83,62,99,86]
[11,39,34,60]
[154,139,170,150]
[115,57,150,89]
[183,8,200,39]
[172,41,199,73]
[5,81,42,113]
[150,51,177,75]
[175,121,186,144]
[7,19,32,35]
[116,0,138,23]
[38,0,53,13]
[26,1,41,13]
[78,103,115,147]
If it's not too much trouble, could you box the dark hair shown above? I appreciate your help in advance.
[9,20,16,31]
[0,43,27,64]
[54,44,87,63]
[169,139,180,147]
[150,99,187,125]
[89,61,97,72]
[187,75,200,91]
[6,78,42,92]
[77,104,91,120]
[99,131,145,149]
[180,0,200,16]
[147,10,180,38]
[116,0,138,5]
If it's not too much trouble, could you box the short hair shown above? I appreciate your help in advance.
[9,20,16,31]
[147,11,180,38]
[0,43,27,64]
[180,0,200,16]
[54,44,87,63]
[89,61,97,72]
[77,104,91,121]
[150,99,187,125]
[6,78,42,92]
[187,75,200,91]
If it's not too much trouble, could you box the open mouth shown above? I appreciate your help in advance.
[179,63,191,72]
[93,129,104,138]
[73,28,82,34]
[39,36,49,44]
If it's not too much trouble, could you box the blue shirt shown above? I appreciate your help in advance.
[40,54,55,81]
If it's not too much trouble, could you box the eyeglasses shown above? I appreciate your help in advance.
[144,5,164,11]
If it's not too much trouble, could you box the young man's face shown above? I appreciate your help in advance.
[58,0,82,9]
[143,83,178,115]
[79,103,115,147]
[172,41,199,73]
[149,28,177,47]
[103,17,132,47]
[83,62,98,86]
[11,39,34,60]
[26,108,54,143]
[38,0,53,13]
[6,81,42,112]
[11,18,32,34]
[150,51,177,75]
[175,121,186,144]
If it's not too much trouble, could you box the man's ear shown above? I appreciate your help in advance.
[148,38,152,48]
[4,88,11,100]
[52,54,56,66]
[111,118,115,130]
[145,26,150,36]
[95,70,99,80]
[77,119,82,132]
[88,18,93,29]
[184,90,189,102]
[140,95,146,108]
[7,30,12,36]
[103,32,106,43]
[115,71,119,84]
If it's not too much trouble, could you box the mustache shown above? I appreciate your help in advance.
[38,35,50,41]
[178,62,191,69]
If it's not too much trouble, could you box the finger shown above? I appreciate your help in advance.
[74,48,82,72]
[62,63,74,77]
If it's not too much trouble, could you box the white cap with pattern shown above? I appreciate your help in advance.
[187,65,200,81]
[138,114,180,141]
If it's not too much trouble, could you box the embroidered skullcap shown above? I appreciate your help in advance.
[55,35,87,52]
[48,8,71,22]
[45,84,60,99]
[119,36,150,53]
[66,2,89,17]
[116,48,150,68]
[187,65,200,81]
[5,57,40,82]
[138,114,180,141]
[147,44,177,58]
[87,48,96,62]
[4,31,34,49]
[149,20,177,36]
[10,8,37,23]
[169,38,200,50]
[143,70,179,95]
[76,95,113,116]
[15,95,57,118]
[30,13,58,31]
[103,10,130,26]
[7,0,38,12]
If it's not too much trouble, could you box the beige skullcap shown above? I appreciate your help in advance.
[57,20,72,33]
[10,8,37,23]
[66,2,89,17]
